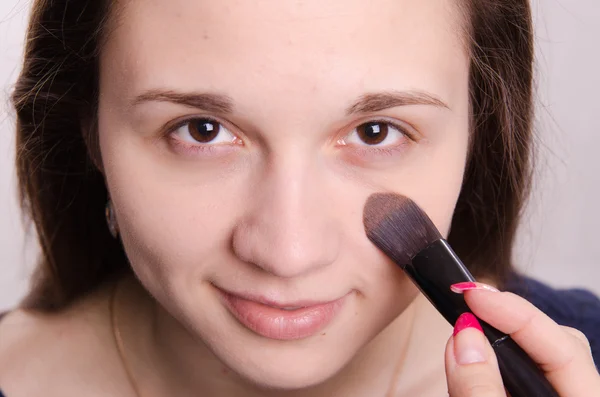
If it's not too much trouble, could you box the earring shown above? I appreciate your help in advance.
[105,200,119,238]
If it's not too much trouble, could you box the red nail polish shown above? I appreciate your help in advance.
[451,282,477,292]
[453,313,483,336]
[450,282,499,293]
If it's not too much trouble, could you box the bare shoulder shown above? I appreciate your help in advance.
[0,282,127,396]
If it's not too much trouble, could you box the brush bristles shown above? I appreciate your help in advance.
[363,193,442,267]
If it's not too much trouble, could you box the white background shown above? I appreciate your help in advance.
[1,0,599,310]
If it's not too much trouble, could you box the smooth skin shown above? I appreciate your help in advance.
[0,0,599,396]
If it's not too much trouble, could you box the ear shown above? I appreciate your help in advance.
[80,111,105,174]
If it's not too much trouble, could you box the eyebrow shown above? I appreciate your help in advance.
[131,89,234,113]
[346,91,449,114]
[130,89,449,115]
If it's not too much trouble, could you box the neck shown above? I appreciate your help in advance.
[115,276,451,397]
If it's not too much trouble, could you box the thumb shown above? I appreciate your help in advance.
[445,313,506,397]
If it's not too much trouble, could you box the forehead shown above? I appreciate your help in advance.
[101,0,468,110]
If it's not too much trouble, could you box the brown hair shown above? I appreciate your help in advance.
[11,0,534,311]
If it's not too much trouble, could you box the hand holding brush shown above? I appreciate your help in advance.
[363,192,600,397]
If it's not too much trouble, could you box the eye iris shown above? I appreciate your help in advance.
[357,122,388,145]
[188,119,220,143]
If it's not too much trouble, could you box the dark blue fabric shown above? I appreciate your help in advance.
[506,274,600,370]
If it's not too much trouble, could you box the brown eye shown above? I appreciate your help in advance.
[188,119,220,143]
[172,118,238,146]
[340,121,407,149]
[356,122,389,145]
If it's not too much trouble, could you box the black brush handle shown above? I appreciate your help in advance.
[405,239,559,397]
[493,336,559,397]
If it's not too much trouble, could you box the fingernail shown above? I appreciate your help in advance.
[453,313,487,365]
[450,282,499,294]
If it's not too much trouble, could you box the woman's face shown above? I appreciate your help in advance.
[98,0,470,389]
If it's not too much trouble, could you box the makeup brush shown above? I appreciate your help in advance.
[363,192,559,397]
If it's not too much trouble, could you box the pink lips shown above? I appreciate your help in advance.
[218,289,347,341]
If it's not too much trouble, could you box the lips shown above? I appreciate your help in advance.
[218,289,347,341]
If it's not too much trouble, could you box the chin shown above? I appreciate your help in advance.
[215,341,352,390]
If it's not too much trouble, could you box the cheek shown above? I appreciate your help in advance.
[415,136,469,237]
[98,125,248,289]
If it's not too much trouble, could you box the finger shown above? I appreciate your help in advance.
[445,313,506,397]
[561,326,595,363]
[562,326,591,350]
[459,288,600,395]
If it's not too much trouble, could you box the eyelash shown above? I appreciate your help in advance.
[343,118,414,142]
[163,116,415,157]
[164,116,240,155]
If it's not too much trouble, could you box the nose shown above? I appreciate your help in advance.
[232,152,340,278]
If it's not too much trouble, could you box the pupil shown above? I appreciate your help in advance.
[189,119,220,143]
[358,122,388,145]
